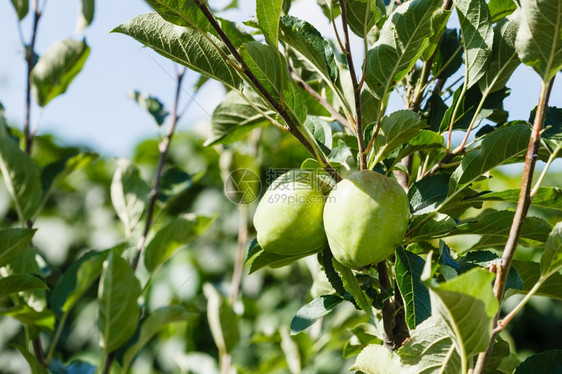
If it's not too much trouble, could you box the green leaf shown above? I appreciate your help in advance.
[515,0,562,81]
[351,344,403,373]
[409,174,449,214]
[478,13,521,94]
[290,295,343,334]
[422,9,452,61]
[122,306,194,372]
[408,213,457,241]
[395,130,444,162]
[240,41,306,124]
[0,133,42,221]
[279,15,338,82]
[157,167,192,203]
[144,0,211,32]
[488,0,517,23]
[395,248,431,329]
[515,350,562,373]
[110,159,150,239]
[2,306,55,333]
[450,124,531,191]
[432,28,463,80]
[454,210,553,249]
[485,336,512,374]
[365,0,441,99]
[98,251,141,352]
[257,0,283,47]
[453,0,494,88]
[50,249,112,318]
[144,214,215,273]
[372,110,427,164]
[398,316,463,373]
[476,187,562,211]
[0,274,47,298]
[205,89,273,146]
[459,251,523,295]
[429,268,498,358]
[5,247,47,312]
[128,91,169,126]
[0,228,36,267]
[304,116,332,150]
[113,13,242,89]
[246,241,316,274]
[513,260,562,300]
[345,0,381,37]
[203,283,239,354]
[13,345,48,374]
[41,152,98,194]
[30,39,90,107]
[540,222,562,275]
[10,0,28,20]
[76,0,95,31]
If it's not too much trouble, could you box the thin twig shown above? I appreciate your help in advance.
[473,77,555,374]
[131,67,186,271]
[24,0,41,155]
[291,72,354,132]
[340,0,367,169]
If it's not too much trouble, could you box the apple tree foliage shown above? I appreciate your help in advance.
[1,0,562,373]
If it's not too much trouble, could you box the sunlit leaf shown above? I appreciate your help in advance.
[76,0,95,31]
[0,274,47,298]
[256,0,283,47]
[10,0,28,20]
[0,228,36,267]
[203,283,239,354]
[290,295,343,334]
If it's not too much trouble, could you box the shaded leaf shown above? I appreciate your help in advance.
[76,0,95,31]
[128,91,169,126]
[345,0,381,37]
[205,89,273,146]
[246,241,316,274]
[513,260,562,300]
[31,39,90,107]
[515,0,562,81]
[365,0,441,99]
[50,249,112,318]
[476,187,562,211]
[432,28,463,80]
[372,110,427,164]
[453,0,494,88]
[13,345,47,374]
[144,214,215,273]
[0,274,47,299]
[158,167,192,203]
[110,159,150,239]
[290,295,343,334]
[113,13,242,89]
[450,124,531,191]
[122,306,194,371]
[515,350,562,374]
[395,248,431,329]
[98,251,141,352]
[540,222,562,275]
[0,133,42,221]
[10,0,28,20]
[478,13,521,94]
[0,228,36,267]
[41,152,98,194]
[203,283,239,354]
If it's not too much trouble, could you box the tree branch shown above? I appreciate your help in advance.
[131,67,186,271]
[24,0,41,155]
[473,77,555,374]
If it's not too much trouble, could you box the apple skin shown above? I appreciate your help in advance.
[323,170,410,269]
[253,170,327,255]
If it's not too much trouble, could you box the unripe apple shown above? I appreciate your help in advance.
[253,170,327,255]
[323,170,410,269]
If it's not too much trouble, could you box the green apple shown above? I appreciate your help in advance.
[323,170,410,269]
[253,170,327,255]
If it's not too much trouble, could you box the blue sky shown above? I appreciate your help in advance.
[1,0,560,159]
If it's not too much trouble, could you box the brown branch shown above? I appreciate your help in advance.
[194,0,340,180]
[340,0,367,169]
[291,72,355,132]
[131,67,186,271]
[473,77,555,374]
